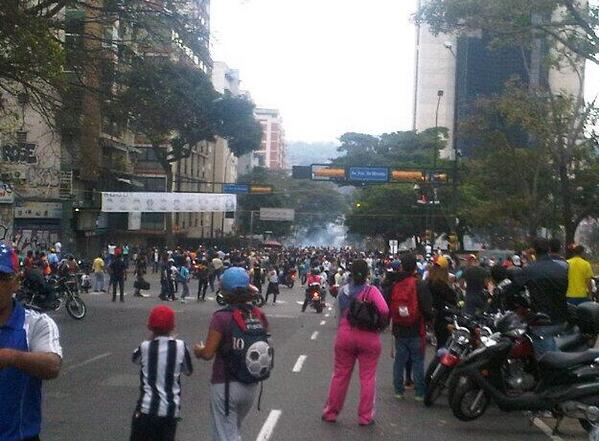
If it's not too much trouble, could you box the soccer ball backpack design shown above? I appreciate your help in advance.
[223,304,274,383]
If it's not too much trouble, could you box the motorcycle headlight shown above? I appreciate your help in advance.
[454,329,470,345]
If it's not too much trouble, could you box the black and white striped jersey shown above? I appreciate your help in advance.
[132,337,193,418]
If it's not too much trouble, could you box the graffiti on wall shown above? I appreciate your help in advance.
[13,228,59,252]
[1,143,38,164]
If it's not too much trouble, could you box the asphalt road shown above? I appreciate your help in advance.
[39,275,589,441]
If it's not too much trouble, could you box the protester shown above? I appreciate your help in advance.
[93,253,106,292]
[110,251,127,302]
[428,255,457,349]
[566,245,594,305]
[390,254,433,401]
[130,306,192,441]
[194,267,270,441]
[322,259,389,426]
[0,244,63,441]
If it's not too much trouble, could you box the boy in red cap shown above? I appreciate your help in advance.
[130,305,193,441]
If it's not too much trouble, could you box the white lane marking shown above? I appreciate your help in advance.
[324,313,330,318]
[320,320,326,326]
[206,296,214,301]
[268,314,296,318]
[532,418,564,441]
[328,307,332,311]
[292,355,307,373]
[256,409,282,441]
[311,331,319,340]
[65,352,111,372]
[296,301,304,305]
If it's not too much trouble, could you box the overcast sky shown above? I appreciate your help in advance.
[210,0,418,143]
[211,0,599,143]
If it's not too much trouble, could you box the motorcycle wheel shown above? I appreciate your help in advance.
[451,377,490,421]
[66,295,87,320]
[286,281,294,289]
[252,295,265,307]
[424,358,450,407]
[216,295,227,306]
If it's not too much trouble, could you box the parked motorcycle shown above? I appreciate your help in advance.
[448,303,599,434]
[424,308,494,406]
[17,274,87,320]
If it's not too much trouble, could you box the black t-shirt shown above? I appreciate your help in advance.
[463,266,489,295]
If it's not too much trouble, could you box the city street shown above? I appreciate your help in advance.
[41,275,588,441]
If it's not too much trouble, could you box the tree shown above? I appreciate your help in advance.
[337,130,453,242]
[416,0,599,65]
[456,82,599,245]
[1,0,211,123]
[236,168,349,239]
[113,57,261,244]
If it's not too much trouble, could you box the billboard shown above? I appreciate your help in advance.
[259,208,295,222]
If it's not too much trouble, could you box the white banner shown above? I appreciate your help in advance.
[260,208,295,222]
[101,192,237,213]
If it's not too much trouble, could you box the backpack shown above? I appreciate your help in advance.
[390,276,420,327]
[347,286,388,332]
[221,304,274,384]
[178,266,189,282]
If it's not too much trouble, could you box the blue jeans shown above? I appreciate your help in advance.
[567,297,589,306]
[394,336,425,396]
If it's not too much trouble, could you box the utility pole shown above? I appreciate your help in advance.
[249,210,256,249]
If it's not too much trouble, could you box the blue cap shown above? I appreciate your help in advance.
[0,244,18,274]
[221,267,249,292]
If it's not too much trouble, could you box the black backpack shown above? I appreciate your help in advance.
[221,304,274,384]
[220,304,274,415]
[347,287,389,332]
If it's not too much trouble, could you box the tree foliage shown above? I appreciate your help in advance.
[236,168,349,238]
[1,0,211,121]
[338,130,452,241]
[459,83,599,245]
[416,0,599,65]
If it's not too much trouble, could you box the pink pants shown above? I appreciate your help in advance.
[322,324,382,425]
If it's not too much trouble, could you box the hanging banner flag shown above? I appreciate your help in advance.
[101,192,237,213]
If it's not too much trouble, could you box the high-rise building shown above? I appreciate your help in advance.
[209,61,242,237]
[413,1,584,159]
[254,108,287,170]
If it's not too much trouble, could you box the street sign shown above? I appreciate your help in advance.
[259,208,295,222]
[223,183,250,194]
[391,170,425,183]
[249,185,273,194]
[311,164,346,181]
[349,167,389,183]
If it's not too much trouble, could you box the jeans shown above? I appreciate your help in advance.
[94,272,105,291]
[567,297,589,306]
[197,279,209,300]
[112,278,125,302]
[530,324,564,359]
[393,336,425,396]
[180,281,189,300]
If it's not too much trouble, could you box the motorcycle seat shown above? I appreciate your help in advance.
[555,328,585,351]
[539,350,599,369]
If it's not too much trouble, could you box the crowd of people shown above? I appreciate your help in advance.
[0,237,596,441]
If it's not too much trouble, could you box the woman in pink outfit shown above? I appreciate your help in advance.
[322,259,389,426]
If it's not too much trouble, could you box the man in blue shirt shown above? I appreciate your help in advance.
[0,244,62,441]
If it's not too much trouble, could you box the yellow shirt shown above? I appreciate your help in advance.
[566,256,593,298]
[92,257,105,273]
